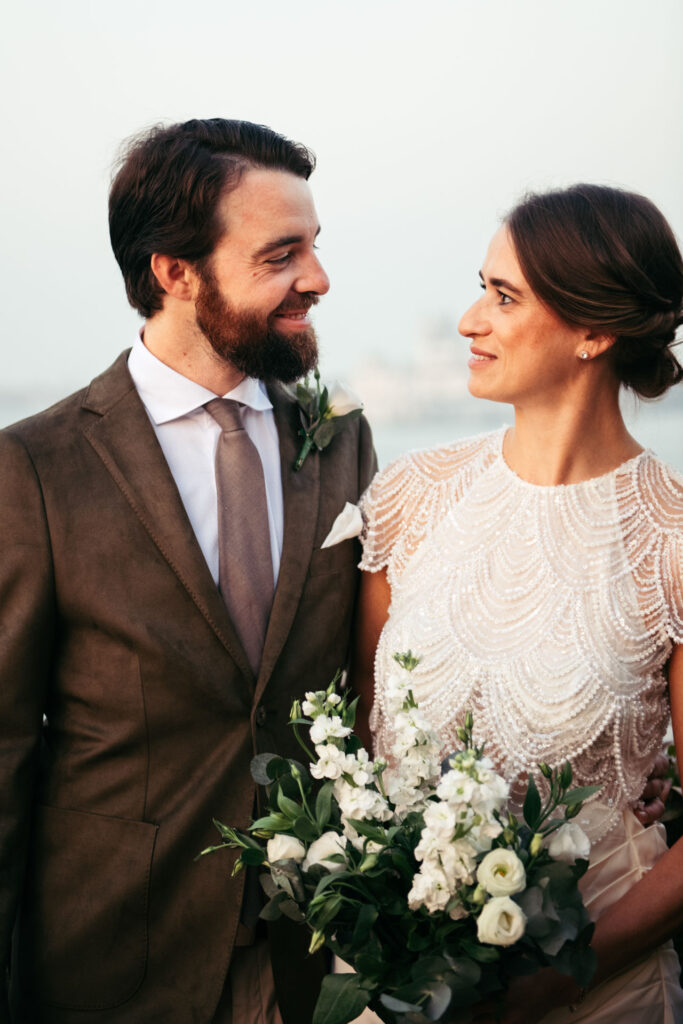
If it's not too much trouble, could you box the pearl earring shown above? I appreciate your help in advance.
[579,351,589,360]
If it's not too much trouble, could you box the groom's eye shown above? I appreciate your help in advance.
[267,252,291,265]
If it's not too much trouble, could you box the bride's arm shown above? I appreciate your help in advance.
[347,568,391,754]
[480,641,683,1023]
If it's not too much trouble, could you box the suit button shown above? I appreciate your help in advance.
[255,706,267,727]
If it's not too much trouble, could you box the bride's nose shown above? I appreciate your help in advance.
[458,295,489,338]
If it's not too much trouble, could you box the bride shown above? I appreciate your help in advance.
[352,184,683,1022]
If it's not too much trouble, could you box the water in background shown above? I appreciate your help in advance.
[2,384,682,472]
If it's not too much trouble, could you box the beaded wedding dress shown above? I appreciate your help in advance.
[359,428,683,1023]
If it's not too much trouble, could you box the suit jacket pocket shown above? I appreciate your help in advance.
[307,538,359,578]
[23,804,158,1010]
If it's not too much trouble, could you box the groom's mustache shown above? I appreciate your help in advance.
[272,293,320,315]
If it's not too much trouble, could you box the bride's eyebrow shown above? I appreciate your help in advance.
[478,270,524,297]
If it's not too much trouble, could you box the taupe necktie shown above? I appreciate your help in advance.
[205,398,274,675]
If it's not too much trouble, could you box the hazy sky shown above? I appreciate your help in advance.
[2,0,682,396]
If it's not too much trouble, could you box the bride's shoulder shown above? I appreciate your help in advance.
[358,430,500,580]
[631,452,683,527]
[370,428,500,491]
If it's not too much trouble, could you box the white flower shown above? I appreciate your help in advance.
[309,714,352,745]
[327,381,363,417]
[407,863,452,913]
[334,778,392,827]
[321,503,363,549]
[476,896,527,946]
[469,820,504,853]
[310,744,348,780]
[477,849,526,897]
[266,835,306,863]
[327,693,342,706]
[547,823,591,864]
[422,802,457,840]
[440,839,478,886]
[302,831,348,873]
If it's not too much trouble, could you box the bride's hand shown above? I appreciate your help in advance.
[467,968,580,1023]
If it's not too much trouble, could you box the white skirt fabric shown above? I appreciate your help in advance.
[542,811,683,1023]
[340,812,683,1023]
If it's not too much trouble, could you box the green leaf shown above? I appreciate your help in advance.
[293,816,319,842]
[250,813,291,832]
[312,973,370,1024]
[313,420,337,449]
[457,939,501,963]
[344,819,387,843]
[523,775,542,829]
[277,790,303,819]
[352,904,378,947]
[315,781,334,830]
[279,899,306,923]
[559,785,601,805]
[240,847,265,866]
[259,892,287,921]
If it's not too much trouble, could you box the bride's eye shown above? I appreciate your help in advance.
[497,291,512,305]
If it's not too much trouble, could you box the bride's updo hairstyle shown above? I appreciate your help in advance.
[505,184,683,399]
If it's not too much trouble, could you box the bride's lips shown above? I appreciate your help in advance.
[468,345,496,369]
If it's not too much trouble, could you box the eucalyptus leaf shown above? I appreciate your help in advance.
[251,753,278,785]
[425,982,452,1020]
[312,973,370,1024]
[379,993,424,1014]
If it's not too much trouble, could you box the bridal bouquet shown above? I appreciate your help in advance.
[202,654,598,1023]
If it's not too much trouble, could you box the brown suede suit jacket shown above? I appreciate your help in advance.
[0,352,377,1023]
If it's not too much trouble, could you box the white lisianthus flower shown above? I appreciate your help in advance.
[477,896,527,946]
[309,714,352,745]
[327,381,363,417]
[477,849,526,897]
[547,823,591,864]
[302,831,348,873]
[266,835,306,863]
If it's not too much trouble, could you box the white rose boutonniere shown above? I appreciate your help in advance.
[477,896,527,946]
[288,370,363,471]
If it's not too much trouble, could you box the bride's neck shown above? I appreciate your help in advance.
[504,392,642,486]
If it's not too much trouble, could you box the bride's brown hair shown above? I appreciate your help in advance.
[506,184,683,399]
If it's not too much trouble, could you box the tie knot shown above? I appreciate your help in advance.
[205,398,244,433]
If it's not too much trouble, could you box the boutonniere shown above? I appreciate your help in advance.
[289,370,364,471]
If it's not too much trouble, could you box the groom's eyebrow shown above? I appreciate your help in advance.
[479,270,524,297]
[252,225,321,260]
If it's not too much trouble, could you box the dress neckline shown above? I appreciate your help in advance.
[494,428,649,491]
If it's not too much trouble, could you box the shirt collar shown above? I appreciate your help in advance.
[128,336,273,425]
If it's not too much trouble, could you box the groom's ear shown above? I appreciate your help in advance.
[150,253,196,303]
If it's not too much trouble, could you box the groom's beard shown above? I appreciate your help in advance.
[195,266,319,383]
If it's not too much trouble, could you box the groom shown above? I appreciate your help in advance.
[0,119,376,1023]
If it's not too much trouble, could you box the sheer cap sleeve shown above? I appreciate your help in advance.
[358,431,501,588]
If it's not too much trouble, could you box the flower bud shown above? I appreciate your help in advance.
[308,929,326,954]
[529,833,544,857]
[290,700,302,722]
[538,762,552,780]
[560,763,573,789]
[503,828,515,844]
[360,853,379,873]
[472,884,487,905]
[465,711,474,731]
[456,727,468,744]
[565,803,580,819]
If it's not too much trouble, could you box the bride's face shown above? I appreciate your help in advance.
[458,227,588,407]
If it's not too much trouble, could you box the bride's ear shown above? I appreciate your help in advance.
[576,330,616,361]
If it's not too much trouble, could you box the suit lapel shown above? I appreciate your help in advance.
[82,353,255,688]
[256,384,320,702]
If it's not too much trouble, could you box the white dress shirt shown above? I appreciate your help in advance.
[127,338,284,585]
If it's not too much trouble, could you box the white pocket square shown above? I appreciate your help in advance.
[321,502,363,549]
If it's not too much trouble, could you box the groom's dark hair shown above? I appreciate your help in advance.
[109,118,316,318]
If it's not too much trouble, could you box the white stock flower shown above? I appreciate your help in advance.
[407,863,452,913]
[422,802,457,840]
[477,849,526,897]
[477,896,527,946]
[334,778,391,826]
[266,835,306,863]
[440,839,478,886]
[310,744,348,780]
[469,820,504,853]
[309,714,352,745]
[547,823,591,864]
[302,831,348,873]
[327,693,342,706]
[327,381,363,416]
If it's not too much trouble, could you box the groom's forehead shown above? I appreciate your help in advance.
[215,167,320,241]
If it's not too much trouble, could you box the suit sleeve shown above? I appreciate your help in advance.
[0,432,54,1011]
